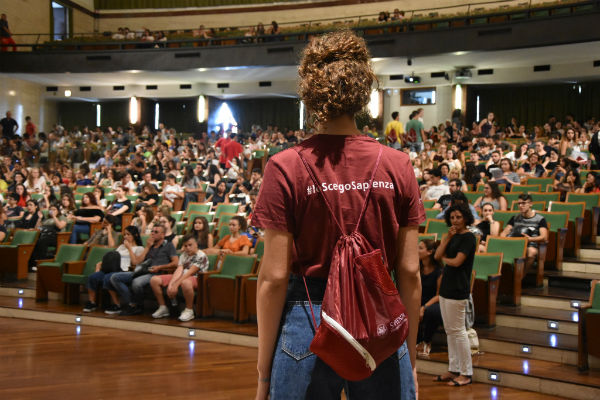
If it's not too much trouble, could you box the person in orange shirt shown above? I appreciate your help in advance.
[206,215,252,256]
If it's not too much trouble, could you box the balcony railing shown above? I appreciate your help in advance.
[5,0,599,52]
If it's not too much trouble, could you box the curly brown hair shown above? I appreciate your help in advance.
[298,30,376,124]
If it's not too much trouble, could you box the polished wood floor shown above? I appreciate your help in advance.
[0,318,566,399]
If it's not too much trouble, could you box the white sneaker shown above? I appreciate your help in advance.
[178,308,195,322]
[152,305,170,319]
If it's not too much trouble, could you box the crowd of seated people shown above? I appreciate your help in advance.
[0,106,599,325]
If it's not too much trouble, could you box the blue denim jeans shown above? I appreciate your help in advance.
[269,301,416,400]
[70,223,89,244]
[86,271,119,291]
[109,271,154,306]
[109,271,134,305]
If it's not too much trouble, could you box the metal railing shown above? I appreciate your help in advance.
[4,0,598,52]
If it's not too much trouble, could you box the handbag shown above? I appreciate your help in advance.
[297,147,409,382]
[131,258,153,278]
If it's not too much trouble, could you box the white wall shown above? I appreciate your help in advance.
[0,75,59,133]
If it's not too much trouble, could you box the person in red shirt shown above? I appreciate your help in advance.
[252,30,424,400]
[222,137,243,168]
[214,133,232,167]
[24,116,37,139]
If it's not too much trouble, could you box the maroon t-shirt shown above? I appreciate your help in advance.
[251,134,425,278]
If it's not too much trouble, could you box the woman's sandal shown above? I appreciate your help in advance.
[433,372,459,382]
[448,377,473,387]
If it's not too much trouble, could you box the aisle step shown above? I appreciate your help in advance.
[521,286,589,310]
[495,305,578,335]
[579,248,600,259]
[546,270,599,291]
[417,352,600,400]
[563,258,600,274]
[477,326,581,365]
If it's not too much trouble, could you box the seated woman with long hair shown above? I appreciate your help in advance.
[16,199,41,229]
[554,168,581,201]
[28,204,67,271]
[205,215,251,256]
[188,216,214,250]
[475,202,501,253]
[491,158,520,191]
[417,239,443,357]
[131,205,154,235]
[68,192,104,243]
[473,181,507,211]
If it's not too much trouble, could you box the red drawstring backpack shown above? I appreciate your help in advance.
[295,146,409,382]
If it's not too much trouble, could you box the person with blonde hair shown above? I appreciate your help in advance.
[252,30,423,400]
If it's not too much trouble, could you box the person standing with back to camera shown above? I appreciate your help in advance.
[252,30,425,400]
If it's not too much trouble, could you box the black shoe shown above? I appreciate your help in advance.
[120,305,142,316]
[104,304,122,315]
[83,301,97,313]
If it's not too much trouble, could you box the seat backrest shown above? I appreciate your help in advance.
[219,255,256,277]
[254,240,265,262]
[55,244,86,265]
[422,200,435,208]
[476,183,506,192]
[526,177,553,188]
[218,224,231,240]
[473,252,503,280]
[537,211,568,232]
[11,229,38,245]
[502,193,521,206]
[565,193,600,211]
[141,235,149,246]
[418,233,437,242]
[464,191,480,205]
[170,211,185,222]
[548,201,585,222]
[76,186,95,194]
[530,192,560,204]
[218,212,238,227]
[493,211,519,228]
[486,236,526,264]
[424,209,439,220]
[590,280,600,310]
[253,149,266,158]
[425,219,448,235]
[185,203,212,217]
[206,254,219,271]
[511,200,545,211]
[511,184,541,193]
[83,246,116,275]
[215,204,240,219]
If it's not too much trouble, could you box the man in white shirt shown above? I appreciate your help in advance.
[422,168,450,201]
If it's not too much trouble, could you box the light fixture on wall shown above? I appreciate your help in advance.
[454,84,463,110]
[129,97,138,124]
[197,95,206,123]
[299,101,305,130]
[64,89,72,97]
[154,103,160,130]
[96,104,101,127]
[8,90,16,96]
[368,90,380,118]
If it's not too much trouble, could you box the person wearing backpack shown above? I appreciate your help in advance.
[405,110,426,153]
[385,111,404,150]
[252,30,425,400]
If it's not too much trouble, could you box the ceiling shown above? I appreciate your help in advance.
[3,40,600,88]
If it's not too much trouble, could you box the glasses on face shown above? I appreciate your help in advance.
[517,202,530,207]
[152,230,161,234]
